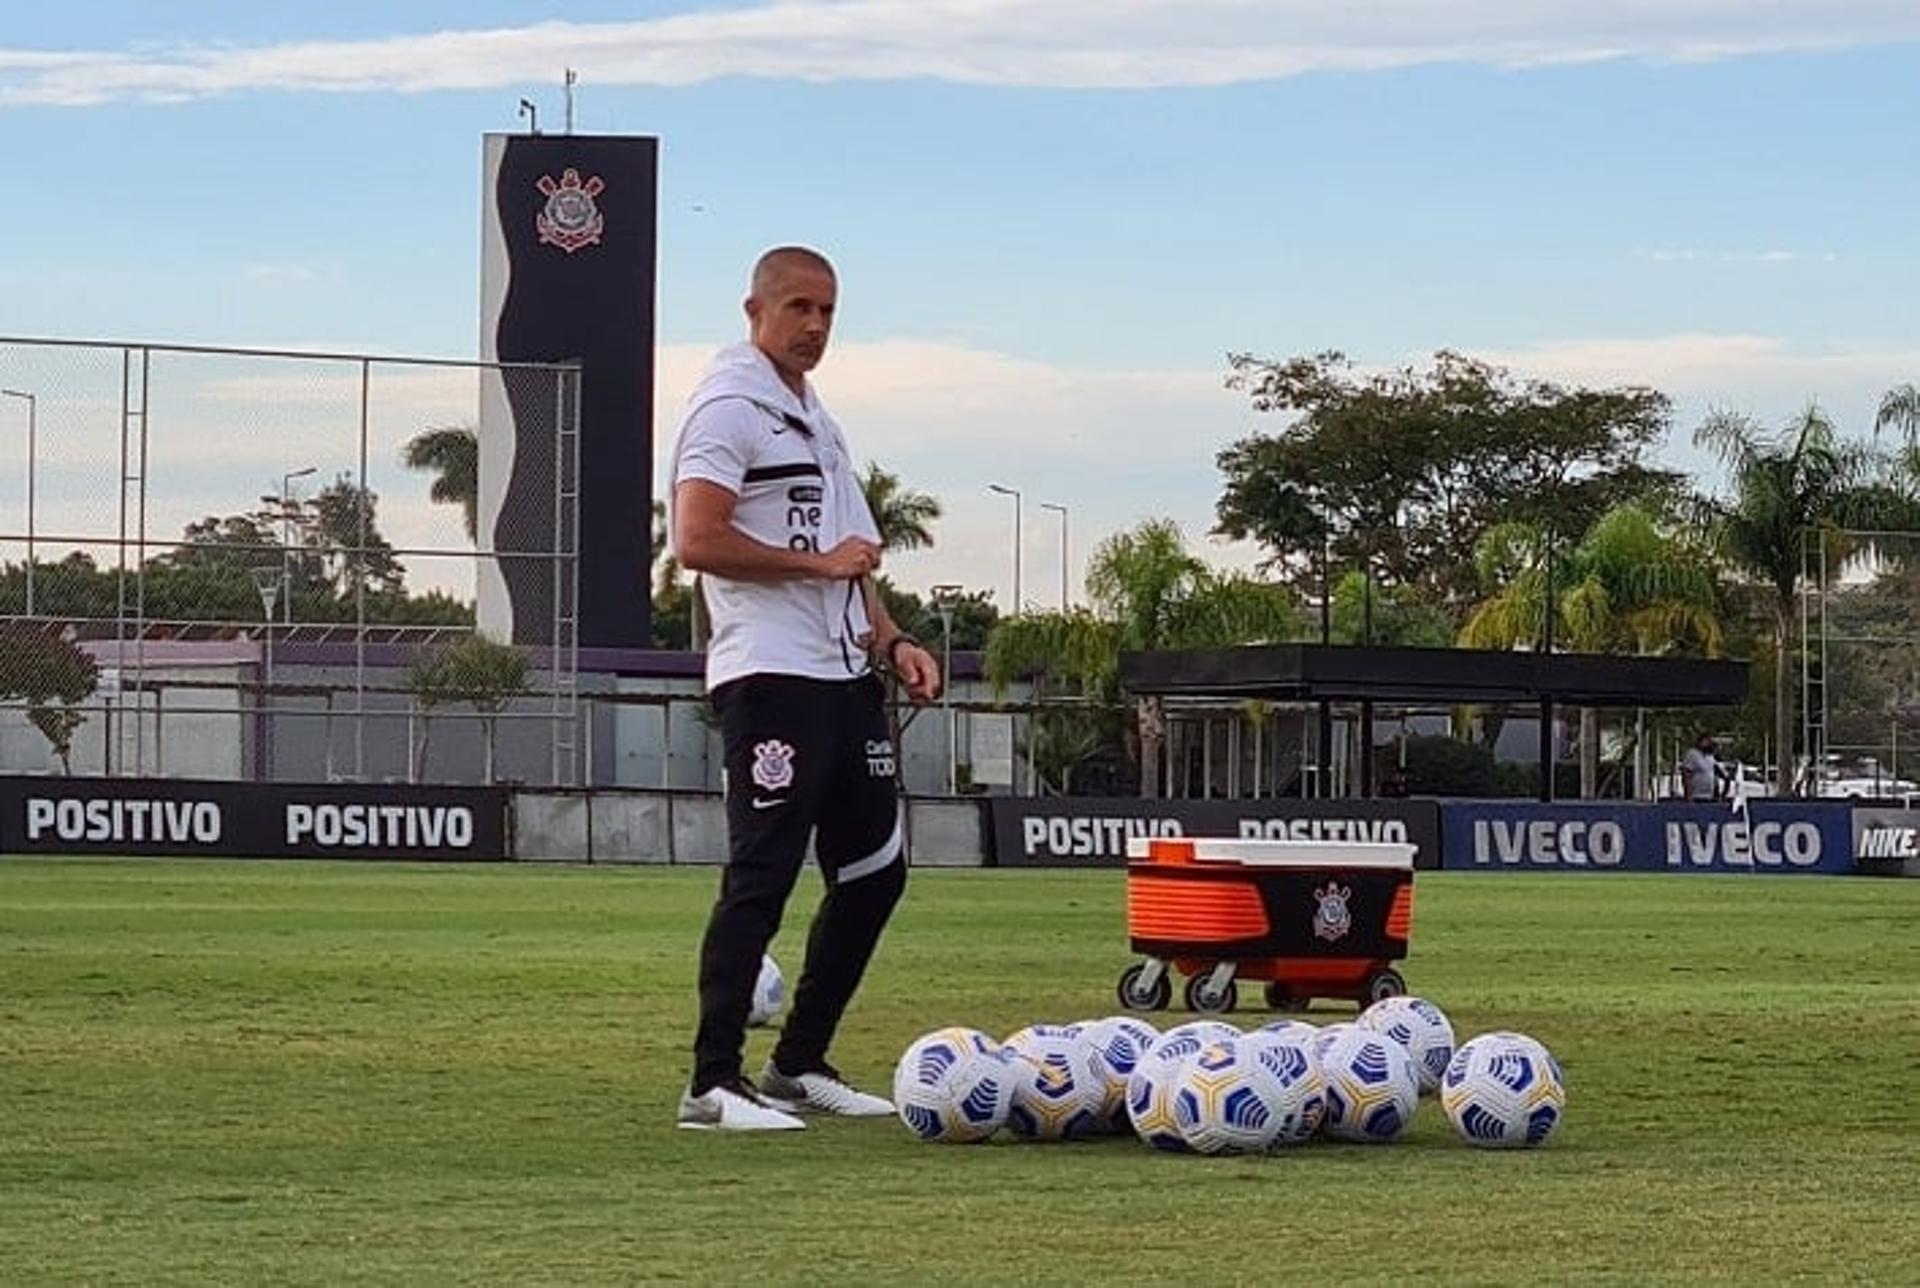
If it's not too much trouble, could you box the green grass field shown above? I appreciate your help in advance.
[3,859,1918,1285]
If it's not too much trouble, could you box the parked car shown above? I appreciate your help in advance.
[1815,774,1920,802]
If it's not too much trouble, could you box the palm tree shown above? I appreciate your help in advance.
[402,425,478,542]
[859,463,941,553]
[1694,404,1912,796]
[1461,503,1724,796]
[985,518,1296,796]
[1878,384,1920,444]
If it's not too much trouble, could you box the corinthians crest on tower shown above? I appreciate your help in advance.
[535,168,605,253]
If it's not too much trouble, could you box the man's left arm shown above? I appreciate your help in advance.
[861,578,942,702]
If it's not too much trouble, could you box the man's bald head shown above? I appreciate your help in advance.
[750,246,836,300]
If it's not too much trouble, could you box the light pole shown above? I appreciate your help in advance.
[280,466,316,626]
[2,389,36,616]
[251,566,281,781]
[1040,502,1068,611]
[932,582,963,795]
[988,483,1021,614]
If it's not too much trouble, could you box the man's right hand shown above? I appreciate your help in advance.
[815,537,882,580]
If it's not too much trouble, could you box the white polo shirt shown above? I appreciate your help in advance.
[672,359,880,689]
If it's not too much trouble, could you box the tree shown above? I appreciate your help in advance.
[985,519,1296,796]
[926,587,999,652]
[859,463,942,554]
[1694,404,1917,796]
[1878,384,1920,447]
[1215,350,1679,613]
[0,622,98,773]
[405,632,531,783]
[403,424,479,541]
[306,475,406,599]
[1460,503,1724,796]
[1327,570,1454,648]
[649,497,702,649]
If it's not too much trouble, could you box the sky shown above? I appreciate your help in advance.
[1,1,1918,613]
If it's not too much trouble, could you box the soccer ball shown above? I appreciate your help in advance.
[1358,996,1456,1095]
[1253,1018,1319,1046]
[1308,1021,1356,1065]
[1125,1027,1213,1151]
[1077,1016,1159,1131]
[1170,1038,1274,1154]
[1174,1036,1326,1154]
[1003,1028,1108,1141]
[748,954,784,1027]
[1158,1019,1241,1049]
[892,1027,1018,1144]
[1002,1022,1081,1056]
[1242,1022,1326,1141]
[1441,1031,1567,1149]
[1318,1027,1420,1143]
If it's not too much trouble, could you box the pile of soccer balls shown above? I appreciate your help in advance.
[891,996,1566,1154]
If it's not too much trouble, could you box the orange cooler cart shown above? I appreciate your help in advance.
[1116,835,1415,1014]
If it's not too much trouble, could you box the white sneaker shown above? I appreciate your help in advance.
[676,1079,806,1131]
[759,1062,895,1117]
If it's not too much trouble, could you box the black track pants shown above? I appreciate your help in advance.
[690,673,906,1094]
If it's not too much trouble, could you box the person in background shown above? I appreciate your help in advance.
[1677,733,1730,803]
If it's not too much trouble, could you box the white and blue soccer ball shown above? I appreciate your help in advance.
[1003,1027,1108,1141]
[1441,1031,1567,1149]
[1358,996,1456,1095]
[1158,1019,1241,1049]
[1002,1023,1083,1060]
[1077,1016,1159,1132]
[1318,1027,1421,1143]
[748,954,784,1027]
[1170,1038,1285,1155]
[892,1027,1017,1143]
[1179,1035,1328,1154]
[1125,1026,1212,1151]
[1308,1021,1356,1066]
[1254,1018,1319,1044]
[1242,1022,1326,1141]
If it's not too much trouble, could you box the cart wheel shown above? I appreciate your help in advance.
[1264,983,1310,1012]
[1117,964,1172,1011]
[1364,969,1407,1005]
[1185,974,1238,1015]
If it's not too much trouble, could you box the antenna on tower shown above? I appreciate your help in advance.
[518,98,540,135]
[564,68,577,134]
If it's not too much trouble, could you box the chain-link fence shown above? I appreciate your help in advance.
[0,337,581,785]
[1802,527,1920,798]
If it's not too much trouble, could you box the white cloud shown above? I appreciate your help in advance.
[654,338,1263,607]
[5,331,1913,612]
[658,332,1920,603]
[1476,332,1920,499]
[242,263,326,284]
[5,2,1919,104]
[1480,333,1920,407]
[1640,248,1837,264]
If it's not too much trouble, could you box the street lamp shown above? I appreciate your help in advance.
[1039,502,1068,611]
[932,582,963,795]
[987,483,1021,614]
[2,388,36,616]
[280,466,316,626]
[251,566,282,781]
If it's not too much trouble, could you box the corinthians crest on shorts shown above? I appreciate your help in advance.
[1312,882,1353,943]
[535,168,605,253]
[750,739,796,792]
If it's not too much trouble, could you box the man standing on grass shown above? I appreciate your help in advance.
[669,246,943,1131]
[1678,733,1728,803]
